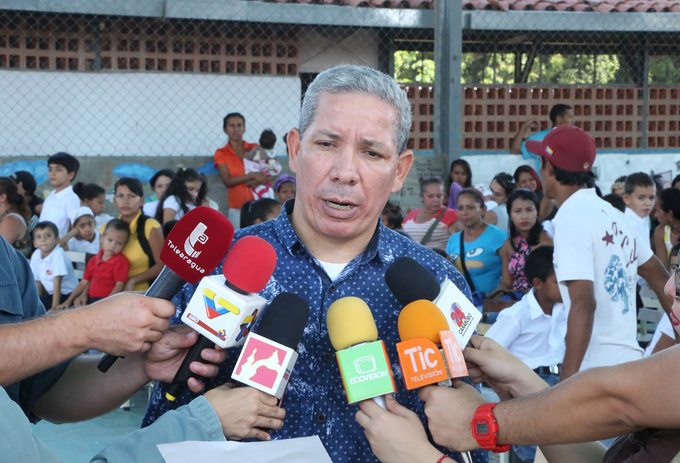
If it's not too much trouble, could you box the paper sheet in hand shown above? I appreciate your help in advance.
[158,436,332,463]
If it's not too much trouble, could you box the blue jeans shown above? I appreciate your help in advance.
[511,373,559,462]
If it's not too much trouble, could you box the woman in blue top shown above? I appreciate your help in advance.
[446,188,507,294]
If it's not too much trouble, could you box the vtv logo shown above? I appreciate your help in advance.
[185,223,209,258]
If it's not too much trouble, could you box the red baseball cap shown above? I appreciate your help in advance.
[525,125,596,173]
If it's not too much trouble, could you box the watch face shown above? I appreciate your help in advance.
[475,422,490,436]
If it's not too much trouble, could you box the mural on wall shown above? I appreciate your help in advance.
[112,163,157,184]
[0,159,49,184]
[197,161,219,176]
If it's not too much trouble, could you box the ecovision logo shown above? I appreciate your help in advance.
[167,223,209,274]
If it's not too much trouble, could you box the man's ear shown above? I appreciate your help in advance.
[532,277,543,291]
[287,128,301,174]
[68,171,76,183]
[391,150,414,194]
[622,194,632,206]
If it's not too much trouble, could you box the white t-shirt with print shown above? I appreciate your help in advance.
[30,245,79,295]
[162,196,195,221]
[553,188,653,371]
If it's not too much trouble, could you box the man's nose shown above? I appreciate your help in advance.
[330,146,360,185]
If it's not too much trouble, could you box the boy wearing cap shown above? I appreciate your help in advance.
[59,206,100,269]
[275,174,296,205]
[526,126,671,382]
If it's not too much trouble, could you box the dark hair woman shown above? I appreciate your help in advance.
[493,190,553,294]
[446,159,472,211]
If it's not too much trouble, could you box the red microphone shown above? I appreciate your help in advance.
[97,206,234,373]
[166,236,277,400]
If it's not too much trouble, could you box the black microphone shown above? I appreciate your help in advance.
[230,292,310,405]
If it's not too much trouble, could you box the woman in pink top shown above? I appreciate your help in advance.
[403,176,458,250]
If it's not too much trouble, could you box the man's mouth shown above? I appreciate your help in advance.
[325,200,355,211]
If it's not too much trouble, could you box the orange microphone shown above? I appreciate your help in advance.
[396,300,468,390]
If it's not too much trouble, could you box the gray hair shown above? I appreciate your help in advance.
[298,65,412,154]
[419,175,443,195]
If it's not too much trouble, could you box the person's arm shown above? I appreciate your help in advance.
[35,203,43,215]
[73,282,90,307]
[637,255,673,319]
[55,279,89,310]
[125,226,163,290]
[108,281,125,297]
[35,280,46,297]
[651,332,677,355]
[57,228,79,248]
[0,215,26,244]
[509,120,539,155]
[492,241,513,293]
[31,325,225,423]
[651,225,668,269]
[0,293,175,387]
[91,384,286,463]
[49,276,63,313]
[559,279,595,381]
[216,164,264,188]
[418,336,607,461]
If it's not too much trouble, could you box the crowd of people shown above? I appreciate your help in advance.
[3,65,680,463]
[0,137,297,313]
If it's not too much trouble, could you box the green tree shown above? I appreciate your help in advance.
[394,51,435,83]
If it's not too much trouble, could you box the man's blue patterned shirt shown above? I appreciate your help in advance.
[143,201,488,463]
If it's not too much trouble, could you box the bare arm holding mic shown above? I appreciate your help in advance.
[98,207,235,373]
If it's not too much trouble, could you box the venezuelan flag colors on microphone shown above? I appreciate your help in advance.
[326,297,395,406]
[97,206,234,373]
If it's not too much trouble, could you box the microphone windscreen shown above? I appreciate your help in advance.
[256,292,310,349]
[398,299,449,344]
[385,257,440,305]
[159,206,234,284]
[326,297,378,351]
[223,236,277,294]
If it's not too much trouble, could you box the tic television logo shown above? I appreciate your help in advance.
[234,336,289,390]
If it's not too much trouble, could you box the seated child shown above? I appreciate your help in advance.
[38,152,81,238]
[60,207,100,266]
[483,245,566,463]
[30,221,79,312]
[56,219,130,309]
[74,182,114,228]
[243,129,282,199]
[485,245,566,383]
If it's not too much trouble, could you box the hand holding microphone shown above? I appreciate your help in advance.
[98,206,234,373]
[166,236,277,401]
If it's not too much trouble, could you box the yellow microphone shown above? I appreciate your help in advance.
[326,297,395,409]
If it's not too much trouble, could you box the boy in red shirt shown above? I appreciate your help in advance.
[56,219,130,309]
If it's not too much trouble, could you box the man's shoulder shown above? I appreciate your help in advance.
[233,219,278,242]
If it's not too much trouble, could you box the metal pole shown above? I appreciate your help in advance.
[434,0,462,163]
[641,36,649,150]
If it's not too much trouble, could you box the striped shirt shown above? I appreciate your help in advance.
[402,206,458,249]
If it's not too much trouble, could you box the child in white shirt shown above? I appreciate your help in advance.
[60,207,100,269]
[623,173,656,289]
[38,152,81,238]
[30,221,79,312]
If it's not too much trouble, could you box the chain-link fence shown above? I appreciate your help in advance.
[0,6,433,158]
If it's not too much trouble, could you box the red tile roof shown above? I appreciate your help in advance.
[256,0,680,11]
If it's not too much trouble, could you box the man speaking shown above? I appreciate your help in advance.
[143,65,487,463]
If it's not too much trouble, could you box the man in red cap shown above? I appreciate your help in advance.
[525,125,671,382]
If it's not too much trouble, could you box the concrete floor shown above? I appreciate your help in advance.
[32,389,149,463]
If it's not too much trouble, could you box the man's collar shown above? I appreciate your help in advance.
[274,199,389,265]
[527,289,546,320]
